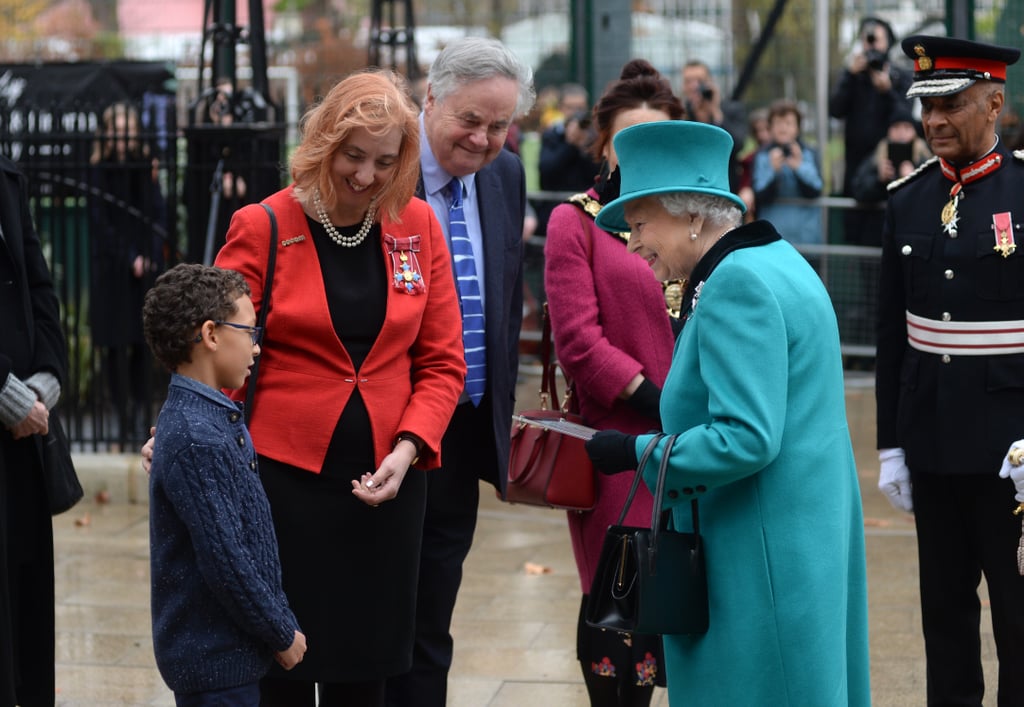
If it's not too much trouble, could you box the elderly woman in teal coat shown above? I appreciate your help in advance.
[585,121,871,706]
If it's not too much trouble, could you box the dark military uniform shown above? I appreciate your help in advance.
[877,143,1024,472]
[876,132,1024,706]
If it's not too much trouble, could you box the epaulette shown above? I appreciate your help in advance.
[1013,149,1024,163]
[887,155,939,193]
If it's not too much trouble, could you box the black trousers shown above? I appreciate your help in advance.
[0,436,55,707]
[910,471,1024,707]
[385,398,495,707]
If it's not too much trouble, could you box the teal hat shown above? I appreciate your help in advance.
[595,121,746,234]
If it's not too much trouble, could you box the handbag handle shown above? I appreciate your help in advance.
[616,433,664,526]
[244,203,278,424]
[541,200,595,414]
[539,302,556,410]
[539,304,579,415]
[614,434,696,572]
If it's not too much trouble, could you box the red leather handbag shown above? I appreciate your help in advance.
[505,305,597,511]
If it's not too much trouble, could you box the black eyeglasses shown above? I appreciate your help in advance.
[213,321,263,346]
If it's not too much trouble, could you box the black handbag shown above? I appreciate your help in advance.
[585,433,709,635]
[43,411,84,515]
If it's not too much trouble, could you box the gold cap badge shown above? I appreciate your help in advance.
[915,44,933,71]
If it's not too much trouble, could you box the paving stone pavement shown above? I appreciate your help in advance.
[51,373,998,705]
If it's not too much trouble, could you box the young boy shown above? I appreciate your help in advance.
[142,263,305,705]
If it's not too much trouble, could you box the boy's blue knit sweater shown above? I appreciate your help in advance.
[149,374,299,693]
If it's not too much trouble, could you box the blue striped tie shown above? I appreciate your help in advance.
[448,178,486,406]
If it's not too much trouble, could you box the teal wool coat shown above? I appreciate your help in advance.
[635,223,871,705]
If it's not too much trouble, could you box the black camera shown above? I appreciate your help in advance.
[865,49,888,71]
[569,110,592,130]
[698,81,714,101]
[863,32,887,71]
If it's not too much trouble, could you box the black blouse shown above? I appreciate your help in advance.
[308,217,387,476]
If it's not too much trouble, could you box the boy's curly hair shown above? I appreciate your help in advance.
[143,263,251,371]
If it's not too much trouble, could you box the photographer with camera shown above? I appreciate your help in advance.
[844,107,930,349]
[680,60,748,192]
[538,83,602,229]
[751,99,823,246]
[829,16,912,245]
[850,107,930,205]
[681,60,725,127]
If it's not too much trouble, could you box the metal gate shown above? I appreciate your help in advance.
[0,62,180,450]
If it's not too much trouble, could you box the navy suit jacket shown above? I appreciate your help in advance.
[419,147,525,493]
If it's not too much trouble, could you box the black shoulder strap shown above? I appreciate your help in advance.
[244,203,278,424]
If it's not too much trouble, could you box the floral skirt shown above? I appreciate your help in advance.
[576,595,666,688]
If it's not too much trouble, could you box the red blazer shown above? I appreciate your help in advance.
[216,187,465,473]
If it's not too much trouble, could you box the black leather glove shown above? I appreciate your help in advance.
[626,378,661,424]
[585,429,638,475]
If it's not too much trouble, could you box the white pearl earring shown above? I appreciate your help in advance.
[689,232,699,241]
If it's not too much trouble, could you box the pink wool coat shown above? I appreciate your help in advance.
[543,191,676,591]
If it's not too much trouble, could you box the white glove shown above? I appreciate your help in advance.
[878,447,913,513]
[997,439,1024,503]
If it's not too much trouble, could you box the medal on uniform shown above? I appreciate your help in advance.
[992,211,1016,257]
[938,153,1003,238]
[941,182,961,235]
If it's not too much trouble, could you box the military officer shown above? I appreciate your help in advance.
[875,35,1024,706]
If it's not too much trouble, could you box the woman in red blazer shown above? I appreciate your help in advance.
[215,70,465,705]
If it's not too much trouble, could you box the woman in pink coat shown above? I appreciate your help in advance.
[542,59,682,707]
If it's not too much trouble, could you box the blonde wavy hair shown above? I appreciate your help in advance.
[290,69,420,223]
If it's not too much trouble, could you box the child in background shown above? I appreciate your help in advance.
[751,99,825,245]
[142,263,305,705]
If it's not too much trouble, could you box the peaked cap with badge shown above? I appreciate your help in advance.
[902,34,1021,98]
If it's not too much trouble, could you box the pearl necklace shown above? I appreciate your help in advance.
[697,226,735,260]
[312,188,376,247]
[713,226,735,243]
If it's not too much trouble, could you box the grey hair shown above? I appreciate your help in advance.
[428,37,536,117]
[658,192,743,230]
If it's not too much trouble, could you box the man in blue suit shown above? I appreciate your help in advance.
[385,38,536,707]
